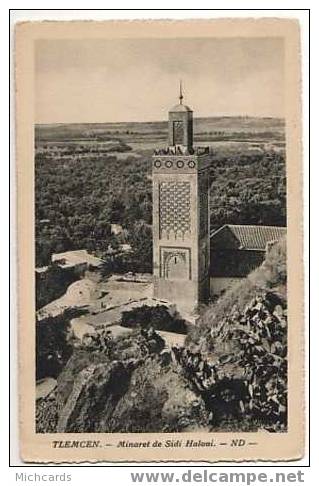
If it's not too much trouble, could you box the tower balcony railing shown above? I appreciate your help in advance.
[154,146,210,156]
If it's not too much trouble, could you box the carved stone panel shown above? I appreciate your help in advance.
[159,181,191,239]
[160,246,191,280]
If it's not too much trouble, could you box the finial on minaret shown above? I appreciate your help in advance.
[179,80,183,104]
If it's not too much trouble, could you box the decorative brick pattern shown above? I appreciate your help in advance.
[159,181,191,239]
[153,158,197,171]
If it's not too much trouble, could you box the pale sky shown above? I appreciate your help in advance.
[35,37,284,124]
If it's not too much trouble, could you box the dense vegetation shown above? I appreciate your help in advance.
[209,152,286,230]
[35,145,286,269]
[35,150,152,268]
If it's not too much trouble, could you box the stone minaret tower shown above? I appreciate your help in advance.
[152,84,210,313]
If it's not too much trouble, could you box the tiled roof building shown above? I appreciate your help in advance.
[210,224,286,251]
[210,224,286,294]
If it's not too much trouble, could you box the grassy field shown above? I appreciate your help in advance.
[35,116,285,145]
[35,116,285,166]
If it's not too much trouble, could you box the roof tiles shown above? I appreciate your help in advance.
[211,224,286,251]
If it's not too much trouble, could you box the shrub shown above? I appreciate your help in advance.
[121,305,188,334]
[36,311,75,380]
[36,263,78,310]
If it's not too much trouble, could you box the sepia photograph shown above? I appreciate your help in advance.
[15,18,304,462]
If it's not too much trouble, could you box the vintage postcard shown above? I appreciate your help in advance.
[15,18,304,462]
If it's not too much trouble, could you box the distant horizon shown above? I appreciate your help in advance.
[35,114,285,127]
[36,38,285,124]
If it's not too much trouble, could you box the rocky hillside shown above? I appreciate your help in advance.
[36,328,209,433]
[36,239,287,433]
[183,238,287,431]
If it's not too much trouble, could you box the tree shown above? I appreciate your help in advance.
[127,221,153,273]
[109,198,126,224]
[36,312,74,380]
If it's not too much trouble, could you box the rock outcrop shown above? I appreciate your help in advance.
[58,361,132,433]
[174,290,287,431]
[38,327,208,433]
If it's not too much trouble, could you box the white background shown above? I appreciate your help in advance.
[5,4,312,484]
